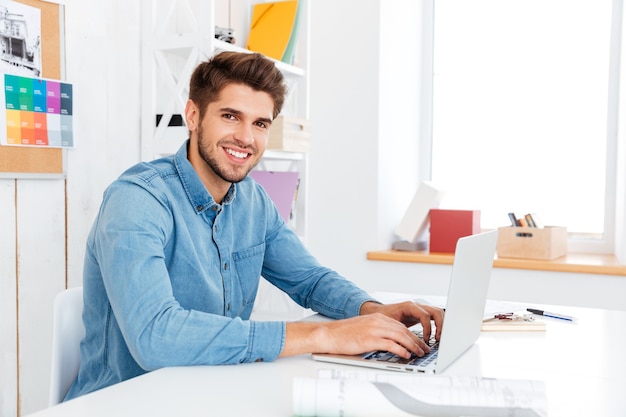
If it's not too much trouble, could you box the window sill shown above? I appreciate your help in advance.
[366,250,626,276]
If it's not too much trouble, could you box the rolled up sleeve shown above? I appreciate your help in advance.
[246,321,286,362]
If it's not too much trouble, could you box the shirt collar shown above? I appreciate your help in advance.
[173,140,236,213]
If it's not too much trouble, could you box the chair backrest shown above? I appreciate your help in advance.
[49,286,84,406]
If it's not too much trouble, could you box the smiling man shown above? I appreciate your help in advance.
[65,52,444,401]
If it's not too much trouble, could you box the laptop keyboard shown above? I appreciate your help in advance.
[364,336,439,367]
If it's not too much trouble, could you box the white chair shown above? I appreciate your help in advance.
[49,286,84,406]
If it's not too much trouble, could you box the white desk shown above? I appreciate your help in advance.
[28,297,626,417]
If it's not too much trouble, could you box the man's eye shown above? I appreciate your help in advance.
[255,121,268,129]
[223,114,236,120]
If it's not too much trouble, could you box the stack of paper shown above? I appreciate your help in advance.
[293,369,547,417]
[481,316,547,332]
[246,1,302,63]
[415,296,548,332]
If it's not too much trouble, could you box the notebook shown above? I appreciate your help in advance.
[312,230,498,374]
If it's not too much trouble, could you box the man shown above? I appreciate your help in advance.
[65,51,443,400]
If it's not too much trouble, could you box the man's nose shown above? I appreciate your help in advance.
[233,123,254,146]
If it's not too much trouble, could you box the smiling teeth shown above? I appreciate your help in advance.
[226,148,249,159]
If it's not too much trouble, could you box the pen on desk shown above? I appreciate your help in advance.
[527,308,576,322]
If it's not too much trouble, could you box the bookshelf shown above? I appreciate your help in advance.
[140,0,310,241]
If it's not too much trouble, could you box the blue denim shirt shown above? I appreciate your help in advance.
[65,141,375,400]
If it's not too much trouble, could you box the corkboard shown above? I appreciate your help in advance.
[0,0,64,176]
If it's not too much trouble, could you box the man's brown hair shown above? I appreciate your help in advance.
[189,51,286,121]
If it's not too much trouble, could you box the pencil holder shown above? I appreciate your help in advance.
[496,226,567,260]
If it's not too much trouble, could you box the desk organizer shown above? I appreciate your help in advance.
[267,116,310,152]
[496,226,567,260]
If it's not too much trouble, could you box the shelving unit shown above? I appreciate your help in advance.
[141,1,311,319]
[140,0,310,241]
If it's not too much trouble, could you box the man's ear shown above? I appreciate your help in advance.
[185,100,199,131]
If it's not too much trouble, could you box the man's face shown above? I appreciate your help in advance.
[193,83,274,184]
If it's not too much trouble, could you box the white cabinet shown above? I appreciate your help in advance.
[140,0,310,240]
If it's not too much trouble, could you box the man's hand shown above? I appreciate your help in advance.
[279,301,444,360]
[359,300,444,343]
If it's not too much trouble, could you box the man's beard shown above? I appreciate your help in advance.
[197,125,259,184]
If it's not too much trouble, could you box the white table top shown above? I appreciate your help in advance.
[28,296,626,417]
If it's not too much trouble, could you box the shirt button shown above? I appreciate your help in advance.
[223,262,227,270]
[255,358,264,362]
[196,205,202,211]
[211,206,217,211]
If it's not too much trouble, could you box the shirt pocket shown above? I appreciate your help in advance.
[232,242,265,312]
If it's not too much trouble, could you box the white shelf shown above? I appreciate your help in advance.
[141,0,310,245]
[263,150,306,161]
[214,40,306,78]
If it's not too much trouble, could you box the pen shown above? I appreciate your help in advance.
[527,308,575,322]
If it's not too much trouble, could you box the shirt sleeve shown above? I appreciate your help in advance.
[259,209,377,320]
[92,179,285,370]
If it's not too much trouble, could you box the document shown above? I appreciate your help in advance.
[293,369,547,417]
[481,316,546,332]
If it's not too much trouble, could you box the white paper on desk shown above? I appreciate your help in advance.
[413,296,528,321]
[293,369,547,417]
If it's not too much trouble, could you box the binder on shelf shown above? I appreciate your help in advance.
[249,170,300,224]
[280,0,302,64]
[429,209,481,254]
[393,181,445,251]
[246,1,300,63]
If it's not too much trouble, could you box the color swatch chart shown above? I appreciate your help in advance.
[2,74,74,148]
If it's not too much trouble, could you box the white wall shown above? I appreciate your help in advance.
[1,0,625,416]
[307,0,382,273]
[306,0,626,312]
[64,1,143,288]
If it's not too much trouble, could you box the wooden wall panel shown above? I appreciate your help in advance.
[16,180,66,415]
[0,180,18,417]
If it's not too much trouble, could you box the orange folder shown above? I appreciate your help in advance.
[246,1,299,61]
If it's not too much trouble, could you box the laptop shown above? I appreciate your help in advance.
[312,230,498,374]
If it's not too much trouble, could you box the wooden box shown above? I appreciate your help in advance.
[496,226,567,260]
[267,116,310,152]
